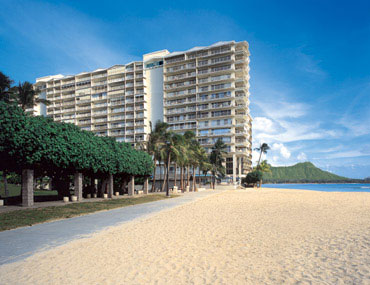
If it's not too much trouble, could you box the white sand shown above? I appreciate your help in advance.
[0,188,369,284]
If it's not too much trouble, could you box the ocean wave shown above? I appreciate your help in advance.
[360,186,370,189]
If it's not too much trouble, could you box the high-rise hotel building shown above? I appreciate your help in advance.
[34,41,252,181]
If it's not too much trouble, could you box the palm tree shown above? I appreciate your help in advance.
[254,143,270,170]
[176,141,188,191]
[183,131,196,190]
[253,160,271,187]
[148,121,168,192]
[197,147,211,188]
[159,132,182,197]
[14,81,50,111]
[171,135,185,188]
[209,139,227,189]
[189,141,201,191]
[0,72,15,103]
[0,72,15,196]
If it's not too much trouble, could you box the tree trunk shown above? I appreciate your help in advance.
[90,176,95,195]
[121,178,127,194]
[159,161,163,191]
[99,179,107,197]
[187,166,190,188]
[257,151,263,169]
[212,172,216,189]
[151,159,157,192]
[3,171,8,197]
[162,165,167,192]
[192,166,196,191]
[180,166,183,191]
[54,174,71,200]
[174,163,177,187]
[198,167,201,188]
[166,153,171,197]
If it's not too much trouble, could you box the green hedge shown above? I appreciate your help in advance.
[0,102,153,177]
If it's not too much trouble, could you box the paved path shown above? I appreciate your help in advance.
[0,190,222,265]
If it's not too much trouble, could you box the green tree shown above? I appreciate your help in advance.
[209,139,227,189]
[183,131,196,190]
[253,160,271,187]
[254,143,270,169]
[14,81,50,111]
[196,146,211,188]
[159,131,182,196]
[0,71,15,103]
[150,121,168,192]
[242,170,263,187]
[0,103,153,199]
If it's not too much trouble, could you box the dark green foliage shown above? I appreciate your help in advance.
[0,171,21,184]
[0,102,153,178]
[263,162,350,183]
[242,170,263,185]
[0,71,15,103]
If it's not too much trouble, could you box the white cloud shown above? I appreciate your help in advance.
[253,117,277,133]
[272,143,291,159]
[297,152,307,161]
[254,100,309,120]
[324,150,368,159]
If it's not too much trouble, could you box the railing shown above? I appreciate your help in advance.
[111,108,125,113]
[92,74,107,79]
[108,78,124,83]
[110,116,125,121]
[94,118,107,123]
[77,113,90,118]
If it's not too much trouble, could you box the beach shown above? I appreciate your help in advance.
[0,188,369,284]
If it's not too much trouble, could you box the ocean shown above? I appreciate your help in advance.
[262,183,370,192]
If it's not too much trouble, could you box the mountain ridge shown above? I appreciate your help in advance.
[263,162,350,183]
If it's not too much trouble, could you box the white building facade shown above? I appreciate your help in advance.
[34,41,252,181]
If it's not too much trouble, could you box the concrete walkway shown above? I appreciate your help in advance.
[0,190,223,265]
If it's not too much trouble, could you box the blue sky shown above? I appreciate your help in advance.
[0,0,369,178]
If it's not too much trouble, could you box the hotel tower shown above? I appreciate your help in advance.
[34,41,252,182]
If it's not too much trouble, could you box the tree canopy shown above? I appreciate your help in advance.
[0,102,153,177]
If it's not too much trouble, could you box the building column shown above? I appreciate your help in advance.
[22,169,34,207]
[143,178,148,194]
[128,176,135,196]
[74,172,83,201]
[108,174,114,198]
[238,157,242,179]
[232,154,237,184]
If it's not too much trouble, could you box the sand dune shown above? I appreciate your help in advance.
[0,188,369,284]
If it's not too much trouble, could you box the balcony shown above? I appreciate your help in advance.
[77,106,91,111]
[111,131,125,136]
[94,125,108,130]
[92,110,107,116]
[111,108,125,113]
[93,103,108,108]
[108,78,124,84]
[77,113,91,118]
[110,116,125,121]
[94,118,107,123]
[111,123,125,128]
[92,73,107,79]
[78,120,91,125]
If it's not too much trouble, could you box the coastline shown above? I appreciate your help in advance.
[0,188,369,284]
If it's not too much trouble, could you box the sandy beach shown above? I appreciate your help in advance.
[0,188,369,284]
